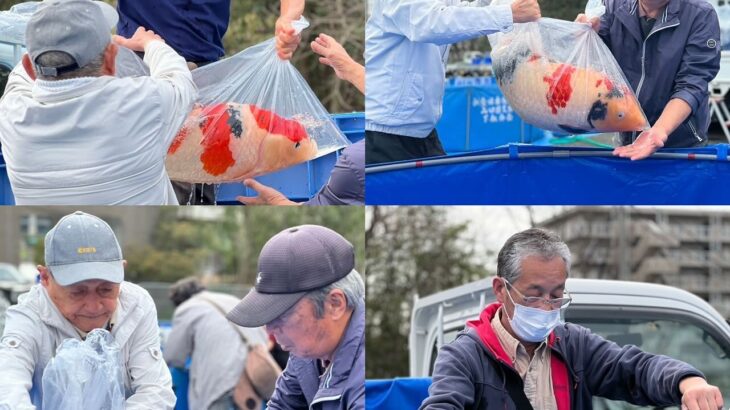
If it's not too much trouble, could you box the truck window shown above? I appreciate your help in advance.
[570,317,730,410]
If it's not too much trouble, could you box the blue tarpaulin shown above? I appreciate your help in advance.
[365,144,730,205]
[366,378,431,410]
[437,80,543,154]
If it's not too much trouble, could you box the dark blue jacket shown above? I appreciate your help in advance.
[420,303,704,410]
[117,0,230,63]
[267,302,365,409]
[305,140,365,206]
[599,0,721,147]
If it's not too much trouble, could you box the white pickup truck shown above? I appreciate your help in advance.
[410,278,730,410]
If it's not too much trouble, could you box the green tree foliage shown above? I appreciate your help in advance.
[124,207,365,286]
[365,207,489,378]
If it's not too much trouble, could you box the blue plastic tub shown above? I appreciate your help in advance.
[0,153,14,206]
[0,112,364,205]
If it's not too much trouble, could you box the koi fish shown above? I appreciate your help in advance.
[492,45,649,134]
[166,103,318,183]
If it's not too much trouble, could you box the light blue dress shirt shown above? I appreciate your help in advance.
[365,0,513,138]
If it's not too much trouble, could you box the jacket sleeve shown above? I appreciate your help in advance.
[597,0,617,49]
[0,62,33,104]
[142,40,198,149]
[0,306,41,410]
[162,305,195,369]
[419,336,477,410]
[378,0,513,45]
[305,141,365,206]
[576,324,705,406]
[266,358,309,410]
[671,5,721,114]
[124,299,177,410]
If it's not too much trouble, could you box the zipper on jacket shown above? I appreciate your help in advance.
[687,119,702,142]
[633,21,679,142]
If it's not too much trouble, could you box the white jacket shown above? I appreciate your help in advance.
[0,282,176,409]
[164,291,268,410]
[0,40,197,205]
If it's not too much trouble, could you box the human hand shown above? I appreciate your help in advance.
[511,0,541,23]
[310,34,356,81]
[236,179,297,206]
[575,13,600,31]
[679,377,724,410]
[275,17,301,60]
[112,27,163,52]
[612,127,667,160]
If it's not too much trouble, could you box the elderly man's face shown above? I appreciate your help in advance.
[40,267,120,333]
[265,290,349,361]
[495,255,568,318]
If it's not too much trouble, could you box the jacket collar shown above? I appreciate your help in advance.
[32,75,115,104]
[323,301,365,389]
[616,0,680,43]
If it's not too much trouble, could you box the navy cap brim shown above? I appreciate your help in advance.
[226,288,307,327]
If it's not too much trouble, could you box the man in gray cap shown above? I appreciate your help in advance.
[227,225,365,409]
[0,211,175,409]
[0,0,196,205]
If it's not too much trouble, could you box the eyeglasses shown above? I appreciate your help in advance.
[503,278,572,309]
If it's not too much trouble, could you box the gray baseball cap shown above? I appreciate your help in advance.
[44,211,124,287]
[227,225,355,327]
[26,0,118,77]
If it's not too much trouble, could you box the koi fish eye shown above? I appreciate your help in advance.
[617,112,625,119]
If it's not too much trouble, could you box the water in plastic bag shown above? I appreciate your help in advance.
[41,329,125,410]
[488,0,650,135]
[165,17,350,183]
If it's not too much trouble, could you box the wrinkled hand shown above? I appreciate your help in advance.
[275,17,301,60]
[679,377,724,410]
[575,13,600,31]
[236,179,297,206]
[310,34,356,81]
[112,27,164,52]
[511,0,541,23]
[612,127,667,160]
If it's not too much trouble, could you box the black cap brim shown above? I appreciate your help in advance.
[226,288,307,327]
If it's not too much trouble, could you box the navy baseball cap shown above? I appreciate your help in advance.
[227,225,355,327]
[44,211,124,286]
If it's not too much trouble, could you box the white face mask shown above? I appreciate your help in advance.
[504,283,563,343]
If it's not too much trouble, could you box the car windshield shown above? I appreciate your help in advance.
[568,315,730,410]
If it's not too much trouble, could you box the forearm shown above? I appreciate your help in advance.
[344,62,365,94]
[280,0,305,20]
[652,98,692,137]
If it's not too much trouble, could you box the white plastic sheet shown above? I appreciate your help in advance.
[488,0,650,135]
[41,329,125,410]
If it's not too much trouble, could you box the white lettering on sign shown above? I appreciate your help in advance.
[472,96,514,124]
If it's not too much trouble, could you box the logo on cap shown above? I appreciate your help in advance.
[77,247,97,254]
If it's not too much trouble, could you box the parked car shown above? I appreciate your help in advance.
[411,278,730,410]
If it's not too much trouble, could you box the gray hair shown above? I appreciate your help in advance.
[169,277,206,307]
[35,51,105,81]
[497,228,571,283]
[304,269,364,319]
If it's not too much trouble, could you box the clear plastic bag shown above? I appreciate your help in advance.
[488,0,650,135]
[41,329,125,410]
[165,17,350,183]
